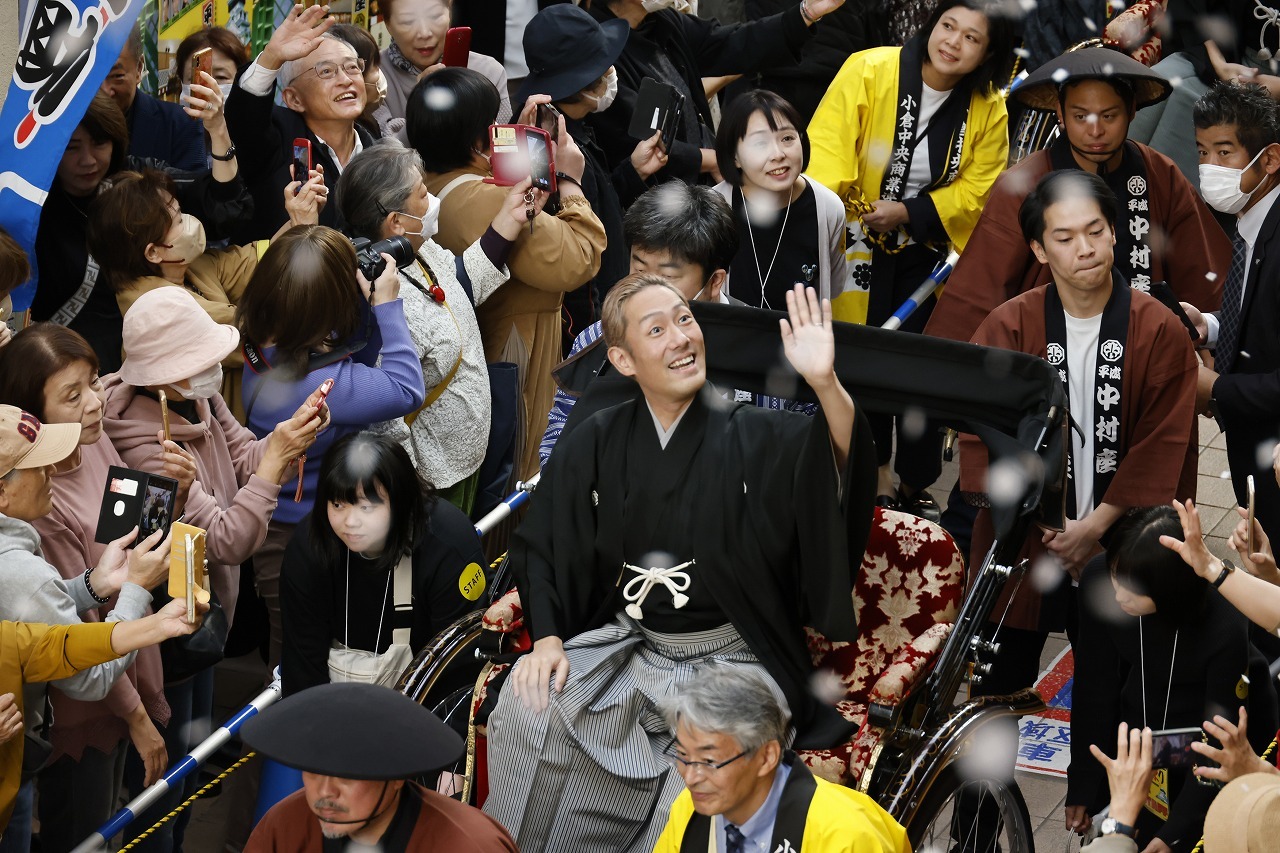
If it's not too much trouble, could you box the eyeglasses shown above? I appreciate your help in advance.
[299,58,367,82]
[663,739,751,775]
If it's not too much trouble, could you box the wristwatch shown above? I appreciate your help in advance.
[1213,558,1237,588]
[210,144,237,162]
[1099,817,1136,838]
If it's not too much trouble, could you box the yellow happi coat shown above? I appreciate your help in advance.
[807,46,1009,324]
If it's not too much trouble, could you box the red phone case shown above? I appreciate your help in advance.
[292,138,312,183]
[487,125,557,194]
[443,27,472,67]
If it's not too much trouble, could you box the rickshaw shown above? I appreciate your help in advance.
[395,300,1067,852]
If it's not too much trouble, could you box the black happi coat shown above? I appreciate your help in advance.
[512,388,864,747]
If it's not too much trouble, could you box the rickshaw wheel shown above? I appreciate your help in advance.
[906,766,1035,853]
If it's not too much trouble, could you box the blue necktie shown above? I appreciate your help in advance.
[725,824,746,853]
[1218,233,1248,374]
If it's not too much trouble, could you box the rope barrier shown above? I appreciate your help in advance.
[117,752,259,852]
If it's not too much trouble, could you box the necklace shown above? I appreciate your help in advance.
[742,187,793,309]
[1138,616,1179,729]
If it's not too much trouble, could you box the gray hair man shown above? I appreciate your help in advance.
[654,663,909,852]
[225,3,375,238]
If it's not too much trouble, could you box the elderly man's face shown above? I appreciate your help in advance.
[671,719,776,825]
[302,773,402,839]
[100,45,143,114]
[283,39,367,123]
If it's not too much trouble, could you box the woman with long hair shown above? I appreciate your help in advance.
[807,0,1014,517]
[279,432,484,696]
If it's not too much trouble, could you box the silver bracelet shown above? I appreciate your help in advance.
[800,0,818,24]
[84,567,109,604]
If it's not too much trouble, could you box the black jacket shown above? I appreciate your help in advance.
[224,71,379,241]
[279,498,486,697]
[1214,192,1280,544]
[127,90,208,172]
[585,3,809,191]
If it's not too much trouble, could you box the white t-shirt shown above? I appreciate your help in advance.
[903,82,951,201]
[1065,313,1102,518]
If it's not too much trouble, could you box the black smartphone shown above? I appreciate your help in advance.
[628,77,682,152]
[1150,726,1201,769]
[94,466,180,547]
[535,103,560,141]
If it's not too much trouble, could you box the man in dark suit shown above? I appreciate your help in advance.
[225,3,377,240]
[1189,82,1280,547]
[100,24,206,171]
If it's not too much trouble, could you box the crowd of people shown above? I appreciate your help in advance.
[3,0,1280,851]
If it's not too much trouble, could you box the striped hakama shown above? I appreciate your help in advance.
[482,613,791,853]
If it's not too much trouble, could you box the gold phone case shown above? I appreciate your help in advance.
[168,522,209,622]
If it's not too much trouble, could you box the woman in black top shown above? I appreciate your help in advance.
[279,433,486,696]
[1067,506,1278,850]
[713,90,846,311]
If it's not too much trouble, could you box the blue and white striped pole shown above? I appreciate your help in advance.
[72,675,283,853]
[474,473,540,538]
[880,250,961,331]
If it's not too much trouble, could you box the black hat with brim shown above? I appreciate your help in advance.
[516,4,630,106]
[241,683,463,780]
[1014,47,1172,113]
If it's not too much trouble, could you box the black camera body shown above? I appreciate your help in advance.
[352,236,415,283]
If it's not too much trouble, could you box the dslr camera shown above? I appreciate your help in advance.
[352,236,415,282]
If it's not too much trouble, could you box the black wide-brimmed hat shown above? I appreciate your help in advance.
[515,4,629,105]
[241,683,463,780]
[1014,47,1172,112]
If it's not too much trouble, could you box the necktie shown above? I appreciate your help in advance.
[725,824,746,853]
[1217,233,1248,374]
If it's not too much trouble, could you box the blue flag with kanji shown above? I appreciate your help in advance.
[0,0,144,312]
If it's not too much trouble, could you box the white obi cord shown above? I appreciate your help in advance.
[621,559,695,620]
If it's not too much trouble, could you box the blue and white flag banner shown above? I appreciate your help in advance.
[0,0,144,312]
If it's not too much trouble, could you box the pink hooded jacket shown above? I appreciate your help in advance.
[101,374,282,626]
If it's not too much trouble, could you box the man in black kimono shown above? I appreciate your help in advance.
[483,275,865,852]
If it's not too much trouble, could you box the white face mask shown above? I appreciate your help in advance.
[180,82,233,109]
[178,364,223,400]
[397,192,441,242]
[158,214,207,266]
[641,0,691,12]
[1200,146,1271,214]
[582,67,618,113]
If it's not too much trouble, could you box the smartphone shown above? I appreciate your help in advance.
[487,125,556,193]
[535,103,560,141]
[168,522,209,624]
[628,77,683,153]
[94,466,180,547]
[316,377,334,404]
[1248,474,1258,554]
[191,47,213,83]
[291,137,312,189]
[442,27,471,68]
[158,389,171,444]
[1150,726,1201,768]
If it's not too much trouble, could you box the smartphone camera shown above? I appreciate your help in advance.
[351,236,416,282]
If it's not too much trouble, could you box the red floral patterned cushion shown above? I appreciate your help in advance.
[798,508,965,783]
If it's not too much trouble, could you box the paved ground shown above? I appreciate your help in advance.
[165,417,1246,852]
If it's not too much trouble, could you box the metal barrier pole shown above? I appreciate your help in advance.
[473,473,540,538]
[71,675,283,853]
[880,250,960,331]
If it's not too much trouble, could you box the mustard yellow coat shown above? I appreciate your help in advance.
[806,46,1009,324]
